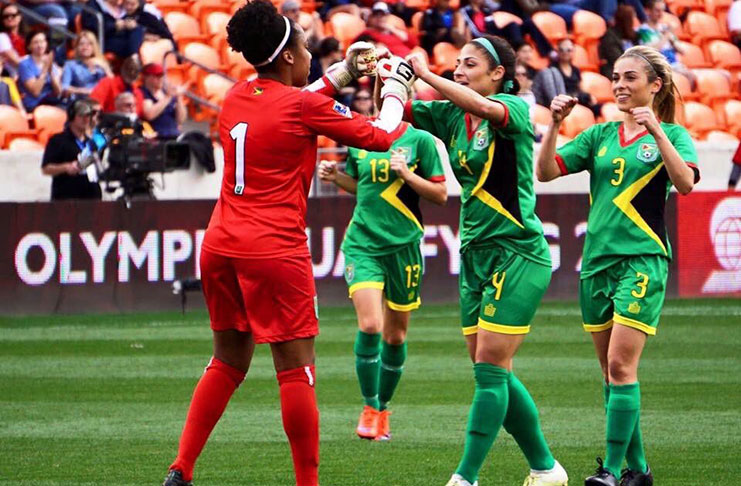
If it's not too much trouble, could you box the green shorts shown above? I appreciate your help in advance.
[343,242,423,312]
[459,246,551,336]
[580,255,668,336]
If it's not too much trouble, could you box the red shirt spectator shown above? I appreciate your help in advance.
[356,2,417,57]
[90,56,144,115]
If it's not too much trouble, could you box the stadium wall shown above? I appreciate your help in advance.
[2,192,739,315]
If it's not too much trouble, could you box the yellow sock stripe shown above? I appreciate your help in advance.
[583,319,614,333]
[470,142,525,229]
[386,298,421,312]
[613,314,657,335]
[379,165,424,231]
[477,318,530,335]
[348,281,384,297]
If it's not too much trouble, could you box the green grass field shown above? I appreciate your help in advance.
[1,299,739,486]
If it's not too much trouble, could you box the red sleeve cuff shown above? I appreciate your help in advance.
[404,100,415,124]
[555,154,568,176]
[427,175,446,182]
[492,100,509,128]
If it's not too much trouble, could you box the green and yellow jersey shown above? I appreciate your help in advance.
[556,121,699,279]
[341,124,447,256]
[406,94,550,266]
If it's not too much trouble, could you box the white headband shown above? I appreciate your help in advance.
[254,16,291,67]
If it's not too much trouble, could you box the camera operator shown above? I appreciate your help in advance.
[41,98,102,200]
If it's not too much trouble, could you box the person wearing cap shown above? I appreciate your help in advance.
[91,55,144,115]
[141,62,187,139]
[281,0,324,50]
[355,1,418,57]
[41,98,102,200]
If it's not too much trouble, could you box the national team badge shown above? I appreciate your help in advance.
[628,301,641,314]
[473,128,489,151]
[332,101,352,119]
[344,263,355,283]
[483,303,497,317]
[636,143,659,163]
[252,87,263,95]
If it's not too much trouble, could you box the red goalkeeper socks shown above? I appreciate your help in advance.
[277,365,319,486]
[170,357,245,481]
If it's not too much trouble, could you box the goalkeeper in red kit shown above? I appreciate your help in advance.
[160,1,416,485]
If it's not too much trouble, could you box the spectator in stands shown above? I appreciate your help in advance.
[515,43,540,78]
[114,90,155,137]
[515,61,543,141]
[0,3,25,76]
[140,63,186,139]
[17,0,68,31]
[0,58,27,114]
[82,0,144,59]
[636,0,696,88]
[62,31,112,101]
[350,87,374,117]
[41,98,102,200]
[308,36,343,83]
[550,38,601,116]
[355,2,418,57]
[18,31,62,111]
[461,0,554,58]
[91,55,143,115]
[122,0,174,43]
[420,0,466,54]
[282,0,324,50]
[598,4,637,78]
[729,0,741,49]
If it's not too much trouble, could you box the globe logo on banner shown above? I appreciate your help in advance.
[702,197,741,293]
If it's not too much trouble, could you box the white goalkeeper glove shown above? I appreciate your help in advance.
[324,41,379,90]
[377,56,416,104]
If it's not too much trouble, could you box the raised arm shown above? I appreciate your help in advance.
[536,94,577,182]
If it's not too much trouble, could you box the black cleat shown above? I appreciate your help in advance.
[620,465,653,486]
[162,470,193,486]
[584,457,619,486]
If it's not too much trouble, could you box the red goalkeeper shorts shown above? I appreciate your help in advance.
[200,249,319,343]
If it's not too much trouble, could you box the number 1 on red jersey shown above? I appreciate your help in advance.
[230,122,248,195]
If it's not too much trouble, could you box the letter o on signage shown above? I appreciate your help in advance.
[15,233,56,286]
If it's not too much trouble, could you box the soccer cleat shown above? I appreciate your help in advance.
[356,405,380,439]
[445,473,478,486]
[374,409,391,441]
[162,469,192,486]
[584,458,618,486]
[523,460,569,486]
[619,465,653,486]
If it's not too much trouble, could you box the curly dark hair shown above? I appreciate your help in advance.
[227,0,300,68]
[469,35,520,95]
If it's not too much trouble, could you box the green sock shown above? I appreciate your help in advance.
[354,330,381,409]
[503,374,555,471]
[455,363,510,484]
[603,382,647,474]
[378,341,407,411]
[604,383,641,477]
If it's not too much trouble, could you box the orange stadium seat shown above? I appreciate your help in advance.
[491,11,523,28]
[683,101,722,138]
[183,42,227,72]
[33,105,67,145]
[190,0,230,28]
[665,0,701,16]
[532,11,568,44]
[580,71,612,103]
[151,0,190,15]
[724,100,741,137]
[432,42,459,74]
[560,103,595,139]
[202,73,235,104]
[694,69,735,121]
[225,47,256,79]
[164,12,209,49]
[661,12,689,41]
[0,106,37,148]
[8,137,44,150]
[572,44,598,72]
[705,130,739,142]
[600,102,624,122]
[673,71,699,101]
[326,13,366,49]
[675,41,711,69]
[139,38,176,66]
[684,11,726,48]
[532,104,552,126]
[404,0,429,9]
[704,0,732,34]
[204,11,231,52]
[572,10,606,65]
[706,40,741,79]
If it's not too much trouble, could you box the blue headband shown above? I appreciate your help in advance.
[471,38,514,94]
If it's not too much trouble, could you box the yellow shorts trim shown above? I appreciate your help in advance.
[583,320,614,333]
[386,298,421,312]
[348,281,384,297]
[477,318,530,335]
[462,325,478,336]
[613,314,657,336]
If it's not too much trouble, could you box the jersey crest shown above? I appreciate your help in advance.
[473,128,489,151]
[332,101,352,119]
[637,143,659,163]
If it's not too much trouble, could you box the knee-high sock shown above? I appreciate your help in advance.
[503,374,555,471]
[354,331,381,409]
[278,365,319,486]
[603,383,647,474]
[455,363,510,484]
[170,357,245,481]
[604,383,641,477]
[378,341,407,411]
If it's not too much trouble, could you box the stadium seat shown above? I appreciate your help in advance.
[600,102,624,122]
[164,12,209,49]
[580,71,612,103]
[683,101,722,138]
[491,11,523,28]
[202,73,235,104]
[33,105,67,145]
[205,11,230,36]
[139,38,176,66]
[724,100,741,137]
[572,10,606,65]
[432,42,459,74]
[684,11,725,48]
[326,13,366,50]
[151,0,190,15]
[190,0,230,29]
[7,137,43,151]
[532,11,567,44]
[182,42,229,87]
[225,47,256,79]
[676,41,711,69]
[673,71,699,101]
[705,130,739,142]
[694,69,734,121]
[704,0,732,19]
[532,103,552,126]
[404,0,429,9]
[706,41,741,79]
[0,106,37,148]
[572,44,598,72]
[665,0,702,16]
[661,12,689,41]
[560,103,595,139]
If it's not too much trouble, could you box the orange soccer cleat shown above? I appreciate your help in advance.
[355,405,380,439]
[375,409,391,441]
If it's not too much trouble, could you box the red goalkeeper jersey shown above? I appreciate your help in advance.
[202,77,406,259]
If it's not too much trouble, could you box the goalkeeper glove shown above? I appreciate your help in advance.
[324,41,379,90]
